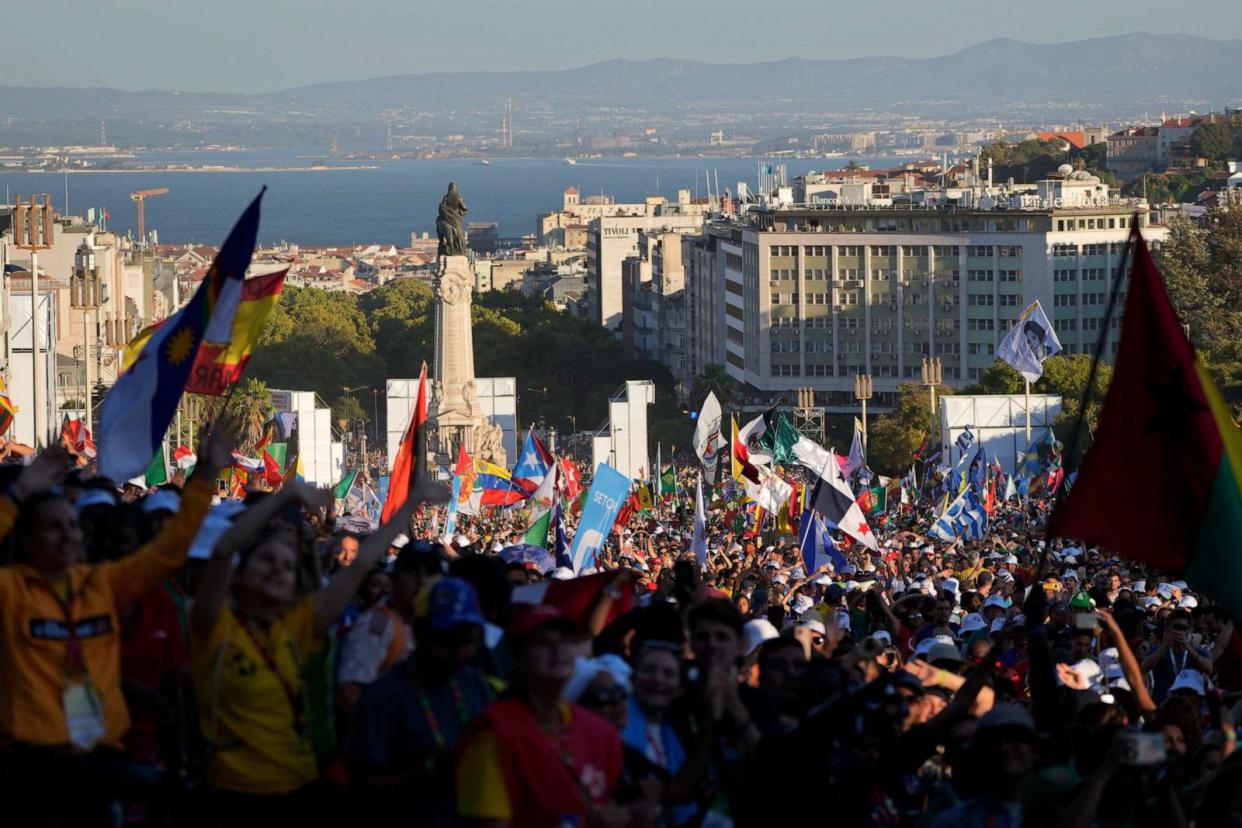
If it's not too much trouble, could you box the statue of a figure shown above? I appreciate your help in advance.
[436,182,469,257]
[474,421,504,465]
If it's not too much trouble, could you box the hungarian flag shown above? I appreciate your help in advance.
[381,364,427,523]
[1049,229,1242,618]
[184,268,288,395]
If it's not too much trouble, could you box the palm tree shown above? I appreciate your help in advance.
[227,378,273,455]
[691,363,737,409]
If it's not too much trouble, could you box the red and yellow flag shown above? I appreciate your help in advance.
[185,268,288,395]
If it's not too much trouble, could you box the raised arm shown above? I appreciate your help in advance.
[1097,608,1157,715]
[313,476,448,633]
[190,480,330,640]
[108,424,234,610]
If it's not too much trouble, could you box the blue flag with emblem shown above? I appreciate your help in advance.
[799,507,847,573]
[569,463,630,574]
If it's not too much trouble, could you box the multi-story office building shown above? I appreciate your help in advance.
[621,229,691,390]
[684,172,1166,410]
[587,198,704,331]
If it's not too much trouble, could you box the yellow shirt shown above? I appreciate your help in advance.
[0,477,212,748]
[191,595,320,794]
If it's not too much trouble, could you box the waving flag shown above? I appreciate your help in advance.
[998,300,1061,383]
[1049,230,1242,619]
[799,509,846,573]
[931,489,987,541]
[557,456,583,500]
[477,460,527,507]
[381,364,427,523]
[808,451,878,551]
[512,428,552,493]
[60,415,97,460]
[692,391,724,482]
[184,268,288,395]
[691,474,707,568]
[99,190,264,481]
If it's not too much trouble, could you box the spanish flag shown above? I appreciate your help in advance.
[1049,229,1242,619]
[185,268,287,395]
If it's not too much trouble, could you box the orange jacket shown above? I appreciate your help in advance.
[0,477,212,748]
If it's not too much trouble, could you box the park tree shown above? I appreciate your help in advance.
[866,382,949,475]
[1193,123,1236,161]
[228,378,273,455]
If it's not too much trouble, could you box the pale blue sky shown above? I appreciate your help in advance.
[9,0,1242,92]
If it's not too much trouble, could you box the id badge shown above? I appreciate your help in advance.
[64,679,107,751]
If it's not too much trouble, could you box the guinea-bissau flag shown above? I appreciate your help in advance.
[1049,228,1242,618]
[381,363,427,524]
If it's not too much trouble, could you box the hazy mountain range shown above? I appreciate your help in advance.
[1,33,1239,134]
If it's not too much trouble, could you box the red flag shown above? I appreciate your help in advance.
[558,456,582,499]
[262,450,283,487]
[382,365,427,524]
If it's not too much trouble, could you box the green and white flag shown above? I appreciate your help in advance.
[144,447,168,487]
[333,470,358,500]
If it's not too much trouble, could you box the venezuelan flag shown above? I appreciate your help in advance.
[476,459,527,506]
[1050,229,1242,619]
[99,190,264,482]
[185,267,287,395]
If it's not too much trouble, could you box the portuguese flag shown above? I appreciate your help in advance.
[1049,229,1242,617]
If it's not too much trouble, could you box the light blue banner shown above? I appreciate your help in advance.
[569,463,630,574]
[443,474,463,540]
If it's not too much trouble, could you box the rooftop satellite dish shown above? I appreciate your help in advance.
[1057,164,1074,176]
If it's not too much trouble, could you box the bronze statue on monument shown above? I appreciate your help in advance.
[427,183,506,467]
[435,182,469,257]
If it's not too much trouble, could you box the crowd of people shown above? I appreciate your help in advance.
[2,425,1241,828]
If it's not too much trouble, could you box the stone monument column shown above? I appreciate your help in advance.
[427,184,506,468]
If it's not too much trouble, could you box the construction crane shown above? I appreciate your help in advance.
[130,187,169,246]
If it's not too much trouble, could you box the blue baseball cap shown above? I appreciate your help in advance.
[417,577,485,631]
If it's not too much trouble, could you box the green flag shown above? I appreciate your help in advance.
[523,509,552,549]
[769,414,801,465]
[333,470,359,500]
[144,449,168,487]
[266,442,288,473]
[660,465,676,495]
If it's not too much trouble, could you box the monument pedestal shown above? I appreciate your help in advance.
[428,255,506,468]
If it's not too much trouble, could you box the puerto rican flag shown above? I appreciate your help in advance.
[512,428,553,492]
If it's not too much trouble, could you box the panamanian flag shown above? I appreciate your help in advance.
[512,428,552,493]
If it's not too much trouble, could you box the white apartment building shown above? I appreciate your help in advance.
[685,177,1166,410]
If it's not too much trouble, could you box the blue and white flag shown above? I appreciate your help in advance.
[955,427,975,457]
[691,474,707,569]
[569,463,630,573]
[799,508,847,573]
[444,474,463,540]
[553,501,572,568]
[931,489,987,541]
[998,300,1061,382]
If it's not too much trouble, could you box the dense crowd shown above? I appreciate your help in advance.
[2,428,1241,828]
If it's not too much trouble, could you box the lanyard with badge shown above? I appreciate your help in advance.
[52,579,108,751]
[239,618,307,737]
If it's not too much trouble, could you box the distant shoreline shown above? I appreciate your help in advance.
[10,165,381,174]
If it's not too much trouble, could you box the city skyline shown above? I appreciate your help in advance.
[5,0,1241,93]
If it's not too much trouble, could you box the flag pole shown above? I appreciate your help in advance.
[1042,220,1137,567]
[1024,378,1031,444]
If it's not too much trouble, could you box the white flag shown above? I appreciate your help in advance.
[997,300,1061,382]
[691,474,707,568]
[692,392,724,482]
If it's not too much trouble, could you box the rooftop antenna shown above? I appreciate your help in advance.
[714,169,720,204]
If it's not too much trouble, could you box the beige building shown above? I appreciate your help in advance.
[684,191,1166,410]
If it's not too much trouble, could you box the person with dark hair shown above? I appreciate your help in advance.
[189,480,425,825]
[1022,319,1048,362]
[0,428,232,826]
[336,539,445,716]
[346,576,492,825]
[455,604,624,826]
